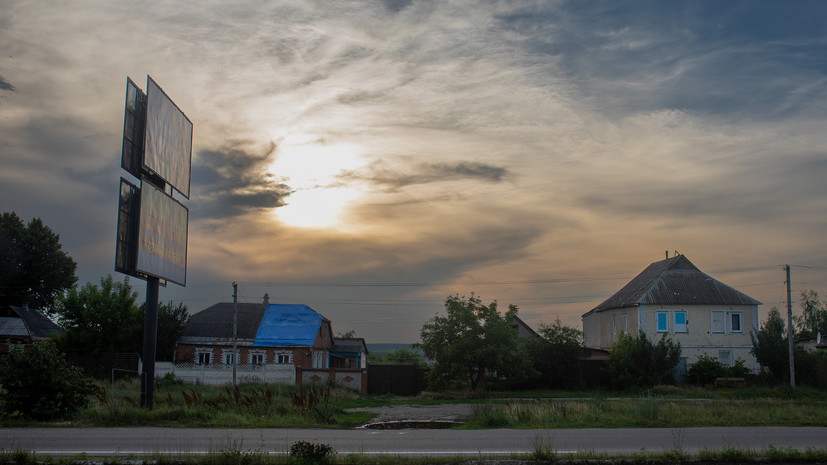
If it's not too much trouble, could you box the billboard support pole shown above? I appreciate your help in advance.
[141,276,160,409]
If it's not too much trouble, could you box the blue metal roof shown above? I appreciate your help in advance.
[253,304,322,347]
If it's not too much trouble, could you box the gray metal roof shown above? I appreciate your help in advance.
[0,317,29,337]
[8,306,64,339]
[179,302,265,342]
[590,255,761,313]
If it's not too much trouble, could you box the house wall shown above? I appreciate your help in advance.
[640,303,759,372]
[584,304,759,372]
[176,343,314,367]
[582,306,638,350]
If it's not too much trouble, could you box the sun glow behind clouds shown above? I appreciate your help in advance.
[270,139,365,229]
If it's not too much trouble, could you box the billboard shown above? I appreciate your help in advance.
[114,178,140,276]
[144,76,193,198]
[121,78,146,179]
[135,179,189,286]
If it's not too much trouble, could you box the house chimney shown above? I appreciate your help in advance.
[665,250,668,259]
[263,293,270,306]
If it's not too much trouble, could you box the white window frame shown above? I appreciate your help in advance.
[711,311,726,334]
[249,350,266,366]
[222,349,236,365]
[718,350,733,367]
[195,348,212,365]
[656,311,669,333]
[611,315,617,335]
[674,311,687,333]
[622,314,628,334]
[275,351,292,364]
[729,312,743,333]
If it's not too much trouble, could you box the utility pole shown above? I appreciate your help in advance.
[785,265,796,390]
[232,282,238,390]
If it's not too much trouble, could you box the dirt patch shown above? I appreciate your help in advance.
[347,403,475,428]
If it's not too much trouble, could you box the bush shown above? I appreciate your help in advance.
[605,333,681,389]
[289,441,334,465]
[0,339,94,420]
[686,354,727,385]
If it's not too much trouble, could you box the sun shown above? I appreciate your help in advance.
[269,138,365,229]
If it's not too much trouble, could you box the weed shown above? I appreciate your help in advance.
[289,441,335,465]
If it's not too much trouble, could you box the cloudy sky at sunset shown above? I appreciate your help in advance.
[3,1,827,342]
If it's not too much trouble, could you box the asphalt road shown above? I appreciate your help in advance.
[2,427,826,457]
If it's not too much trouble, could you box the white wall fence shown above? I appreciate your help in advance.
[155,362,295,385]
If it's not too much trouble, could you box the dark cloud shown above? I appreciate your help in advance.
[381,0,413,13]
[342,160,510,191]
[191,142,292,219]
[0,75,14,91]
[494,2,827,121]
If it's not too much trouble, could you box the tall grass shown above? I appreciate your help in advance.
[70,379,367,428]
[464,395,827,429]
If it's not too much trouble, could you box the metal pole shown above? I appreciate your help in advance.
[232,282,238,389]
[141,276,160,408]
[786,265,796,390]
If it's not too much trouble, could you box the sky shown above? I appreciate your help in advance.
[2,1,827,343]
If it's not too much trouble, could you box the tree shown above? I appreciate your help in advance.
[751,307,789,381]
[418,294,531,390]
[53,275,143,355]
[0,211,77,311]
[605,333,681,389]
[796,290,827,339]
[0,339,94,420]
[153,300,190,361]
[525,317,584,388]
[369,348,427,367]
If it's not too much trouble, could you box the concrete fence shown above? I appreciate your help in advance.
[155,362,295,385]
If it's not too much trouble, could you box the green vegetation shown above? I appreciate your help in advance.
[605,333,681,389]
[524,317,585,389]
[464,395,827,429]
[418,293,532,390]
[0,211,77,311]
[0,339,93,420]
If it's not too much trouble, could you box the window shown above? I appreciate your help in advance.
[718,350,733,367]
[276,353,291,364]
[674,311,687,333]
[250,354,264,365]
[611,315,617,335]
[730,312,743,333]
[622,314,628,334]
[196,349,212,365]
[223,351,236,365]
[711,311,726,333]
[656,312,668,332]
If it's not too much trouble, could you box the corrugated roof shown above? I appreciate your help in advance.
[179,302,265,342]
[591,255,761,313]
[0,317,29,337]
[253,304,323,347]
[10,306,64,338]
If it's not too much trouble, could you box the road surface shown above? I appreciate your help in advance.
[2,427,826,457]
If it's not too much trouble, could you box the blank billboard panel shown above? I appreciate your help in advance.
[121,78,146,179]
[144,76,193,198]
[136,180,188,286]
[114,178,140,276]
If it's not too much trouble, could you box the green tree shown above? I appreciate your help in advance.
[0,339,94,420]
[525,318,584,389]
[372,348,427,367]
[796,290,827,339]
[418,294,531,390]
[605,333,681,389]
[53,275,143,354]
[751,307,789,382]
[0,212,77,311]
[153,300,190,361]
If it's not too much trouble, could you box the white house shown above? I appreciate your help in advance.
[582,254,761,373]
